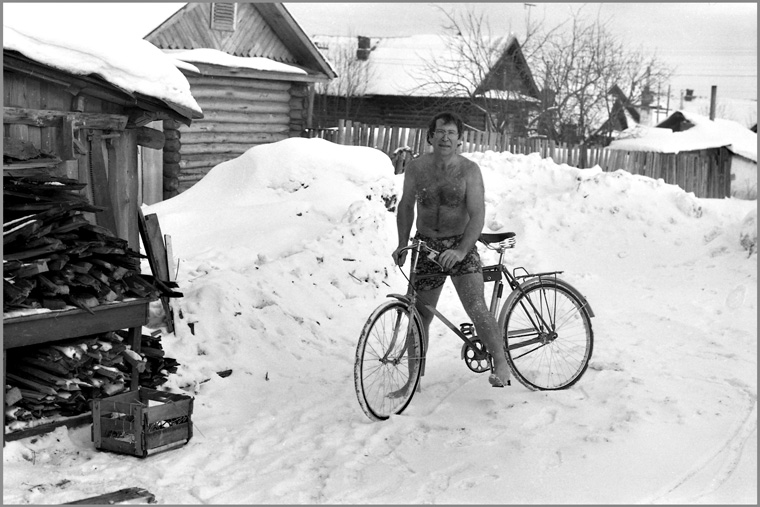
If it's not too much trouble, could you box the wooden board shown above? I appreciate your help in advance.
[137,210,174,333]
[65,487,156,505]
[4,413,92,442]
[2,298,150,349]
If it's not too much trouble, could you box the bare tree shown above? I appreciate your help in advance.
[421,4,673,149]
[413,6,537,134]
[313,35,375,123]
[524,5,674,146]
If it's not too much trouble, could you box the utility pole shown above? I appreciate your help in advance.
[709,86,717,120]
[524,3,535,33]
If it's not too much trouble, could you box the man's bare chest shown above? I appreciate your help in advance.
[415,169,466,209]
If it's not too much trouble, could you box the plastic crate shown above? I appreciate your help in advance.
[92,387,193,458]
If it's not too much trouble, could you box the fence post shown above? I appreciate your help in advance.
[337,119,346,145]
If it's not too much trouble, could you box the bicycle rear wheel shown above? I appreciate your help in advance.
[501,280,593,390]
[354,300,424,421]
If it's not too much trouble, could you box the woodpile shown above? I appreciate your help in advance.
[138,329,180,388]
[3,174,168,313]
[3,173,183,431]
[4,330,181,428]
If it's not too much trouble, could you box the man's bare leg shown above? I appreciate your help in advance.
[451,273,511,387]
[387,284,444,398]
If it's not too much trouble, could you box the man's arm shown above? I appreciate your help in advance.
[458,161,486,253]
[392,161,418,266]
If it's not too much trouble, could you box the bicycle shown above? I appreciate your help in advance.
[353,232,595,421]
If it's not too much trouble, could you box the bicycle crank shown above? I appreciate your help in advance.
[461,338,492,373]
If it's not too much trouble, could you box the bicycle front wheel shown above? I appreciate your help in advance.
[501,280,593,390]
[354,300,424,421]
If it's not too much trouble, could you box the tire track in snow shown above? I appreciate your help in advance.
[647,379,757,503]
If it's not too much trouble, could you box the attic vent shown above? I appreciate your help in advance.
[211,3,237,31]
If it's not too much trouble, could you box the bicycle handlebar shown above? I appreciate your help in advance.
[400,232,516,255]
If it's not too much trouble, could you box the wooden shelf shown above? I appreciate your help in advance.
[3,298,153,444]
[3,298,151,349]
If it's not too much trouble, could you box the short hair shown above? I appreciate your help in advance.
[426,111,464,145]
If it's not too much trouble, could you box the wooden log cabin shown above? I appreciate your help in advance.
[145,2,336,197]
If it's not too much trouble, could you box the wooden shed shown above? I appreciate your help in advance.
[3,36,201,248]
[607,111,757,198]
[3,21,201,439]
[145,2,336,196]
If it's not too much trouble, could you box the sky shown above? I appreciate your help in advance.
[2,17,757,504]
[3,2,757,101]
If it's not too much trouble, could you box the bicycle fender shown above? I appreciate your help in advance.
[497,278,595,327]
[386,293,413,305]
[553,279,595,317]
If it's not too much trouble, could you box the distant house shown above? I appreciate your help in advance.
[608,110,757,199]
[589,85,642,144]
[310,34,541,134]
[145,2,336,196]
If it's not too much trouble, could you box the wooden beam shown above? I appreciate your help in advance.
[107,129,140,249]
[4,106,128,131]
[4,413,92,443]
[65,487,156,505]
[88,131,118,236]
[136,126,165,150]
[126,109,175,129]
[60,114,76,160]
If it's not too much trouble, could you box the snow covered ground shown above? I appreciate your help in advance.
[3,138,757,504]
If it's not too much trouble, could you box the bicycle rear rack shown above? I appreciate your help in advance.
[512,267,564,281]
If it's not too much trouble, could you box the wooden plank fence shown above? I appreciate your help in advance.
[303,119,732,198]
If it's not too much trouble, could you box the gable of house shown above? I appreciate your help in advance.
[474,36,540,99]
[146,3,335,80]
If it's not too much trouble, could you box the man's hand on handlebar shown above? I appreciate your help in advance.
[392,246,408,266]
[437,248,465,270]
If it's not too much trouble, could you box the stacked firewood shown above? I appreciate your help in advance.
[3,174,165,313]
[138,330,181,388]
[4,330,182,427]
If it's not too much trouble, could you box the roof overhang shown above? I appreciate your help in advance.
[3,49,201,125]
[178,61,331,84]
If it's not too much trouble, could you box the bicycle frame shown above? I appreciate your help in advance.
[387,238,595,361]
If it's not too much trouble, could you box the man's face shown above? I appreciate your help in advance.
[431,120,460,153]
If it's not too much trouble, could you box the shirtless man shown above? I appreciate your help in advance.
[392,111,511,388]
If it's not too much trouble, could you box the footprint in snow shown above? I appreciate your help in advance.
[725,285,746,309]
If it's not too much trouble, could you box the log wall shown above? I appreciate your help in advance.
[173,75,309,194]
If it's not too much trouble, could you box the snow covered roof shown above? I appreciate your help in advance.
[312,34,539,99]
[2,20,202,120]
[163,48,309,76]
[608,110,757,162]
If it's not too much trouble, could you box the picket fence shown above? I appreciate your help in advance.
[303,119,732,198]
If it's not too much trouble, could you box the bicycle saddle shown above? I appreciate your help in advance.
[479,232,515,245]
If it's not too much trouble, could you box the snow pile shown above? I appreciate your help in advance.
[3,139,756,504]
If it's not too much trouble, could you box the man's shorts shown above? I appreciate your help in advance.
[413,233,482,291]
